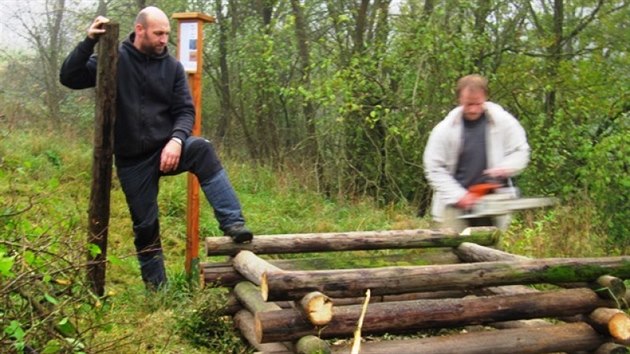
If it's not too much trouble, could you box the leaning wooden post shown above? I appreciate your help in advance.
[172,12,215,278]
[87,22,119,296]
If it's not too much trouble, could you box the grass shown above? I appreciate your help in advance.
[0,127,429,353]
[0,124,618,353]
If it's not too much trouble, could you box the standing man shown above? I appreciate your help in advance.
[60,7,253,289]
[423,74,530,230]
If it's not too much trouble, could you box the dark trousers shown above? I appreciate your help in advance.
[116,137,245,287]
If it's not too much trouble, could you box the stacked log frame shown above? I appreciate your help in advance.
[200,228,630,353]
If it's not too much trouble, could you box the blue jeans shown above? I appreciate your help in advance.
[116,137,245,287]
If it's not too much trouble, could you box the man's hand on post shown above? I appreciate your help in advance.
[160,139,182,173]
[88,16,110,39]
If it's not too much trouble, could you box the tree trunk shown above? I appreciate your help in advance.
[255,288,607,343]
[263,256,630,300]
[205,227,498,256]
[213,0,231,145]
[329,322,605,354]
[87,23,118,297]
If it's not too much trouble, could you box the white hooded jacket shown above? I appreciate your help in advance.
[423,101,530,221]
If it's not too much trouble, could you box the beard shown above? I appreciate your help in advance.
[140,42,165,56]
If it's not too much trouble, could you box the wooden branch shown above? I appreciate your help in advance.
[255,288,607,343]
[299,291,333,326]
[233,310,291,353]
[262,256,630,300]
[329,322,605,354]
[205,227,499,256]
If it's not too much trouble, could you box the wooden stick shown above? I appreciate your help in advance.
[350,289,371,354]
[206,227,499,256]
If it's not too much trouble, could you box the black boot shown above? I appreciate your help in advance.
[138,253,167,291]
[223,224,253,243]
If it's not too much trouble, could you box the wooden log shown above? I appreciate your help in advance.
[233,310,291,353]
[329,322,605,354]
[592,275,627,301]
[200,248,460,287]
[299,292,332,326]
[87,22,119,297]
[295,335,331,354]
[206,228,499,256]
[595,342,630,354]
[255,288,607,343]
[456,243,627,299]
[262,256,630,300]
[233,251,281,291]
[588,307,630,343]
[234,282,281,313]
[454,242,529,262]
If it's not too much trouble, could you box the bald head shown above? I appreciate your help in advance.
[133,6,170,56]
[135,6,169,27]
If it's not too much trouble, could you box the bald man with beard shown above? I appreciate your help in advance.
[60,7,253,290]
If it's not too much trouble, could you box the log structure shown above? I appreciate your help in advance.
[196,228,630,353]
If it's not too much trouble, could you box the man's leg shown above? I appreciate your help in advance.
[116,152,167,289]
[178,137,253,243]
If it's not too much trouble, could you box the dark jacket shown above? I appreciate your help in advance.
[59,33,194,161]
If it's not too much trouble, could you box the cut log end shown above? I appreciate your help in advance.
[301,292,333,326]
[609,312,630,343]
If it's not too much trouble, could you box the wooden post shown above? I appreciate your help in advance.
[172,12,215,278]
[87,23,118,297]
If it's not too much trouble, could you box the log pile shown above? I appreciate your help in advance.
[200,228,630,353]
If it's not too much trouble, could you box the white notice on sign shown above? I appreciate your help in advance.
[179,21,198,72]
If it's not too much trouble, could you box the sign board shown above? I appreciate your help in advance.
[178,21,198,73]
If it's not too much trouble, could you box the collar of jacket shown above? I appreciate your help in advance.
[121,32,170,61]
[447,102,499,127]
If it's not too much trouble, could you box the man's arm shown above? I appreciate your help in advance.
[168,62,195,142]
[423,125,468,206]
[59,16,110,89]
